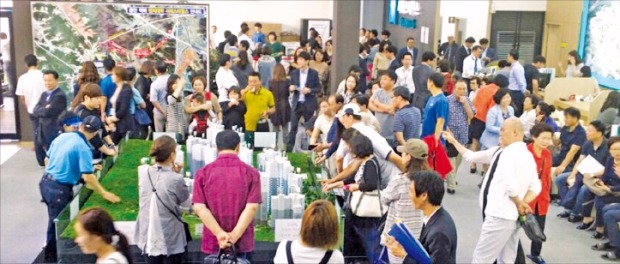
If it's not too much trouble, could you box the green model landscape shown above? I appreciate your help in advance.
[60,139,329,242]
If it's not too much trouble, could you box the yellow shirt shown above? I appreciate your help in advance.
[243,87,275,131]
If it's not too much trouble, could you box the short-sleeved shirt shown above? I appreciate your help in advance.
[421,93,449,139]
[524,64,540,93]
[45,132,94,185]
[580,139,609,165]
[394,104,422,140]
[313,114,334,143]
[129,87,145,115]
[74,104,106,152]
[557,125,586,166]
[447,94,475,145]
[99,74,116,113]
[243,87,275,131]
[15,69,44,114]
[265,42,284,63]
[192,154,262,254]
[351,122,400,188]
[371,88,395,139]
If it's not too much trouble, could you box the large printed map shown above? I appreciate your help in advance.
[31,2,208,94]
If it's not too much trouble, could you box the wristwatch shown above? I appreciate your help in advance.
[106,143,115,149]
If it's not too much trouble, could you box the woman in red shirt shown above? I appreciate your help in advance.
[526,123,554,264]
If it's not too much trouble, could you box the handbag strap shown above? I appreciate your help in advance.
[285,240,294,264]
[353,157,384,214]
[318,249,333,264]
[147,167,184,224]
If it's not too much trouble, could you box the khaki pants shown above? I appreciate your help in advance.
[447,154,463,189]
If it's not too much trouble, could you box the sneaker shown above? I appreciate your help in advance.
[526,254,546,264]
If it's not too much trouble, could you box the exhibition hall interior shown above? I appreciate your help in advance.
[1,0,619,263]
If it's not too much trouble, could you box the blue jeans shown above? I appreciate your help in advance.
[39,174,74,261]
[603,204,620,249]
[571,184,595,217]
[555,172,571,203]
[343,210,384,263]
[595,195,620,228]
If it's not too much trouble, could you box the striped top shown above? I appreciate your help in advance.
[166,95,187,136]
[382,173,424,239]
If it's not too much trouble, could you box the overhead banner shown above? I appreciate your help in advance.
[31,1,209,93]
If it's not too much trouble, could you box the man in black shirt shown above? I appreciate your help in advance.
[73,83,117,158]
[524,55,546,96]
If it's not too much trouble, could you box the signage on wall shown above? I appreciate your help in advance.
[388,0,421,28]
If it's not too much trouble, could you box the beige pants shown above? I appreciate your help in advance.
[447,154,463,189]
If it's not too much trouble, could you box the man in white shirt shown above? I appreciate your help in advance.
[149,61,170,132]
[215,53,239,103]
[395,53,415,95]
[462,45,483,93]
[443,118,541,263]
[15,54,45,133]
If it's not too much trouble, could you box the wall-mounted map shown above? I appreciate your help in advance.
[31,1,209,94]
[583,0,620,90]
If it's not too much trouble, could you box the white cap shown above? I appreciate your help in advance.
[335,103,361,117]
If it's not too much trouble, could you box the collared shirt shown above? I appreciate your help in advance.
[581,139,609,165]
[15,69,44,114]
[45,87,59,101]
[556,125,586,167]
[463,142,541,220]
[243,87,275,131]
[395,66,415,94]
[447,94,475,145]
[136,165,190,255]
[462,55,482,79]
[350,122,401,187]
[394,104,422,140]
[508,61,526,93]
[252,31,265,46]
[298,68,309,102]
[149,74,170,116]
[193,154,262,254]
[421,93,449,139]
[215,67,239,102]
[422,207,441,225]
[45,132,93,185]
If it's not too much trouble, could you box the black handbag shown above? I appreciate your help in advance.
[203,245,251,264]
[147,168,192,243]
[519,214,546,243]
[445,141,459,158]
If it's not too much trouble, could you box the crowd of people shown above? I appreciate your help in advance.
[14,21,620,264]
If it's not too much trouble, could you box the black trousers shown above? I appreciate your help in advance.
[145,252,184,264]
[530,213,547,257]
[509,90,525,117]
[287,102,314,152]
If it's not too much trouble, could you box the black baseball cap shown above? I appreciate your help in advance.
[82,116,102,133]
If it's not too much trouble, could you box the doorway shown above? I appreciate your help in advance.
[0,8,20,140]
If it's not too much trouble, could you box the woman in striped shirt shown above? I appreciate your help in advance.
[165,74,187,138]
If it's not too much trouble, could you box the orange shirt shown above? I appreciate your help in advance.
[473,83,499,122]
[527,143,552,215]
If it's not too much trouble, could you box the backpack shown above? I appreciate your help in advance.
[193,110,209,136]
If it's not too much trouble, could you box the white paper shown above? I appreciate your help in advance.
[274,219,302,242]
[577,155,605,175]
[70,195,80,220]
[612,124,619,137]
[421,26,429,44]
[254,132,277,148]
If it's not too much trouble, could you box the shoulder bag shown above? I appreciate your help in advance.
[135,108,152,126]
[285,240,333,264]
[350,158,388,218]
[147,168,192,243]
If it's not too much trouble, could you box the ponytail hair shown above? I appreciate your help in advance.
[77,208,133,264]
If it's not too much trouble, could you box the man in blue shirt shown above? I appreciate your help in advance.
[39,116,120,262]
[507,49,526,116]
[99,57,116,116]
[252,22,265,50]
[552,107,586,203]
[421,73,449,144]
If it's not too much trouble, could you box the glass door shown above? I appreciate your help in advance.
[0,8,20,140]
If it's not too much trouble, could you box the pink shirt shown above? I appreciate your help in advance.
[193,154,262,254]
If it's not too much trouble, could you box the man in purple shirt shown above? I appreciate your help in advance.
[193,130,262,260]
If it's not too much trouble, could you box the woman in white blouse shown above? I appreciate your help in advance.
[558,50,584,77]
[520,94,539,138]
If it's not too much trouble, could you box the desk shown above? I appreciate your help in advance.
[554,100,591,123]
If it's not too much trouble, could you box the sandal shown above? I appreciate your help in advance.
[592,242,613,251]
[601,252,620,261]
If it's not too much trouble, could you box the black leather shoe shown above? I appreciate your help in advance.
[447,189,455,195]
[568,215,584,223]
[592,232,606,239]
[557,211,571,218]
[577,221,594,230]
[470,166,477,174]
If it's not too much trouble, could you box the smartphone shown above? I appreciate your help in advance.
[308,144,318,150]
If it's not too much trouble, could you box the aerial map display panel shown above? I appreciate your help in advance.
[31,1,209,93]
[582,0,620,90]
